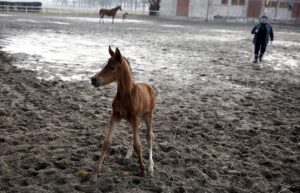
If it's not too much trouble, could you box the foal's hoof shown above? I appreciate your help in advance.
[140,170,147,177]
[148,170,154,177]
[89,174,98,184]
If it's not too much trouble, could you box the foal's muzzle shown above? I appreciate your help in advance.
[91,76,100,87]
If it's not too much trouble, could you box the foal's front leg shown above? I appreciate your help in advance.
[90,115,120,182]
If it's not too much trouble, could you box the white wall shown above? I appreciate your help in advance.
[265,7,292,20]
[159,0,293,20]
[210,0,249,18]
[188,0,208,18]
[276,8,292,20]
[160,0,177,16]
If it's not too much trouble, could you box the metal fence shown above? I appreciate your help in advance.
[0,5,152,16]
[0,0,152,15]
[0,5,41,13]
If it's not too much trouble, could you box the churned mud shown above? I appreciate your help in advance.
[0,13,300,193]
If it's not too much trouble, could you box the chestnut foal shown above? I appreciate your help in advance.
[90,46,157,182]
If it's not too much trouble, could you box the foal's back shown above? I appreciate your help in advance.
[113,82,156,118]
[134,83,156,113]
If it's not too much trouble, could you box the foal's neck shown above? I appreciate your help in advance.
[117,58,134,97]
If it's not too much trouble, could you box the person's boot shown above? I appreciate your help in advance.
[253,54,258,63]
[259,53,264,62]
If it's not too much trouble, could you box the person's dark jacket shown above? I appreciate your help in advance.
[251,23,274,45]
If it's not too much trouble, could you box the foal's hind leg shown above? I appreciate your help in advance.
[145,112,155,176]
[126,122,143,159]
[131,117,146,175]
[125,137,133,159]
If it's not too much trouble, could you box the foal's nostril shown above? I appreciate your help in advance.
[91,76,97,85]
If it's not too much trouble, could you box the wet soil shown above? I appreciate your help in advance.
[0,13,300,193]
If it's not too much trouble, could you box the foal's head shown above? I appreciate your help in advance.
[91,46,124,87]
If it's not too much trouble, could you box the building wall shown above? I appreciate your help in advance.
[263,1,294,20]
[160,0,177,16]
[188,0,207,18]
[265,7,292,19]
[159,0,294,20]
[209,0,248,18]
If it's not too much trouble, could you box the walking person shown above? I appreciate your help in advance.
[251,15,274,63]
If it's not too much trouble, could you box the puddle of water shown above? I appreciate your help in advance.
[273,40,300,47]
[204,29,245,34]
[17,19,40,23]
[2,32,130,81]
[191,33,244,42]
[50,16,152,24]
[161,24,184,28]
[17,18,70,25]
[277,31,300,36]
[265,50,299,72]
[0,14,14,17]
[2,20,298,84]
[45,21,70,25]
[2,32,172,82]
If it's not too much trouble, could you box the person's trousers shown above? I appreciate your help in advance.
[254,41,267,56]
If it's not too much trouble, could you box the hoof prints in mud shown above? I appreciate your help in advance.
[1,14,300,193]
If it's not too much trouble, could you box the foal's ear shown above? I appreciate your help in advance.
[115,47,122,61]
[109,45,114,56]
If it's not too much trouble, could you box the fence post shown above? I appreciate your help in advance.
[26,6,28,13]
[274,0,279,21]
[6,5,9,13]
[206,0,211,22]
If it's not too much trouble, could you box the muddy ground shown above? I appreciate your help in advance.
[0,13,300,193]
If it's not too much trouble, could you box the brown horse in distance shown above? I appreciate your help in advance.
[99,5,122,24]
[90,46,157,182]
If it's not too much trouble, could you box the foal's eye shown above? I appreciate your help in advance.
[110,65,115,70]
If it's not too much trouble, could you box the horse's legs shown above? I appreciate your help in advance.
[112,16,114,24]
[131,117,146,175]
[100,16,104,23]
[126,121,143,159]
[125,137,133,159]
[145,112,155,176]
[90,115,120,182]
[126,121,133,159]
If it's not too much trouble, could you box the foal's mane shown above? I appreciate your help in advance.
[123,57,132,74]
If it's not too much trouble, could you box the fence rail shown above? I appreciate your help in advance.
[0,5,42,13]
[0,5,155,16]
[0,5,157,16]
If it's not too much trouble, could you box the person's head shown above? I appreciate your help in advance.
[260,15,268,24]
